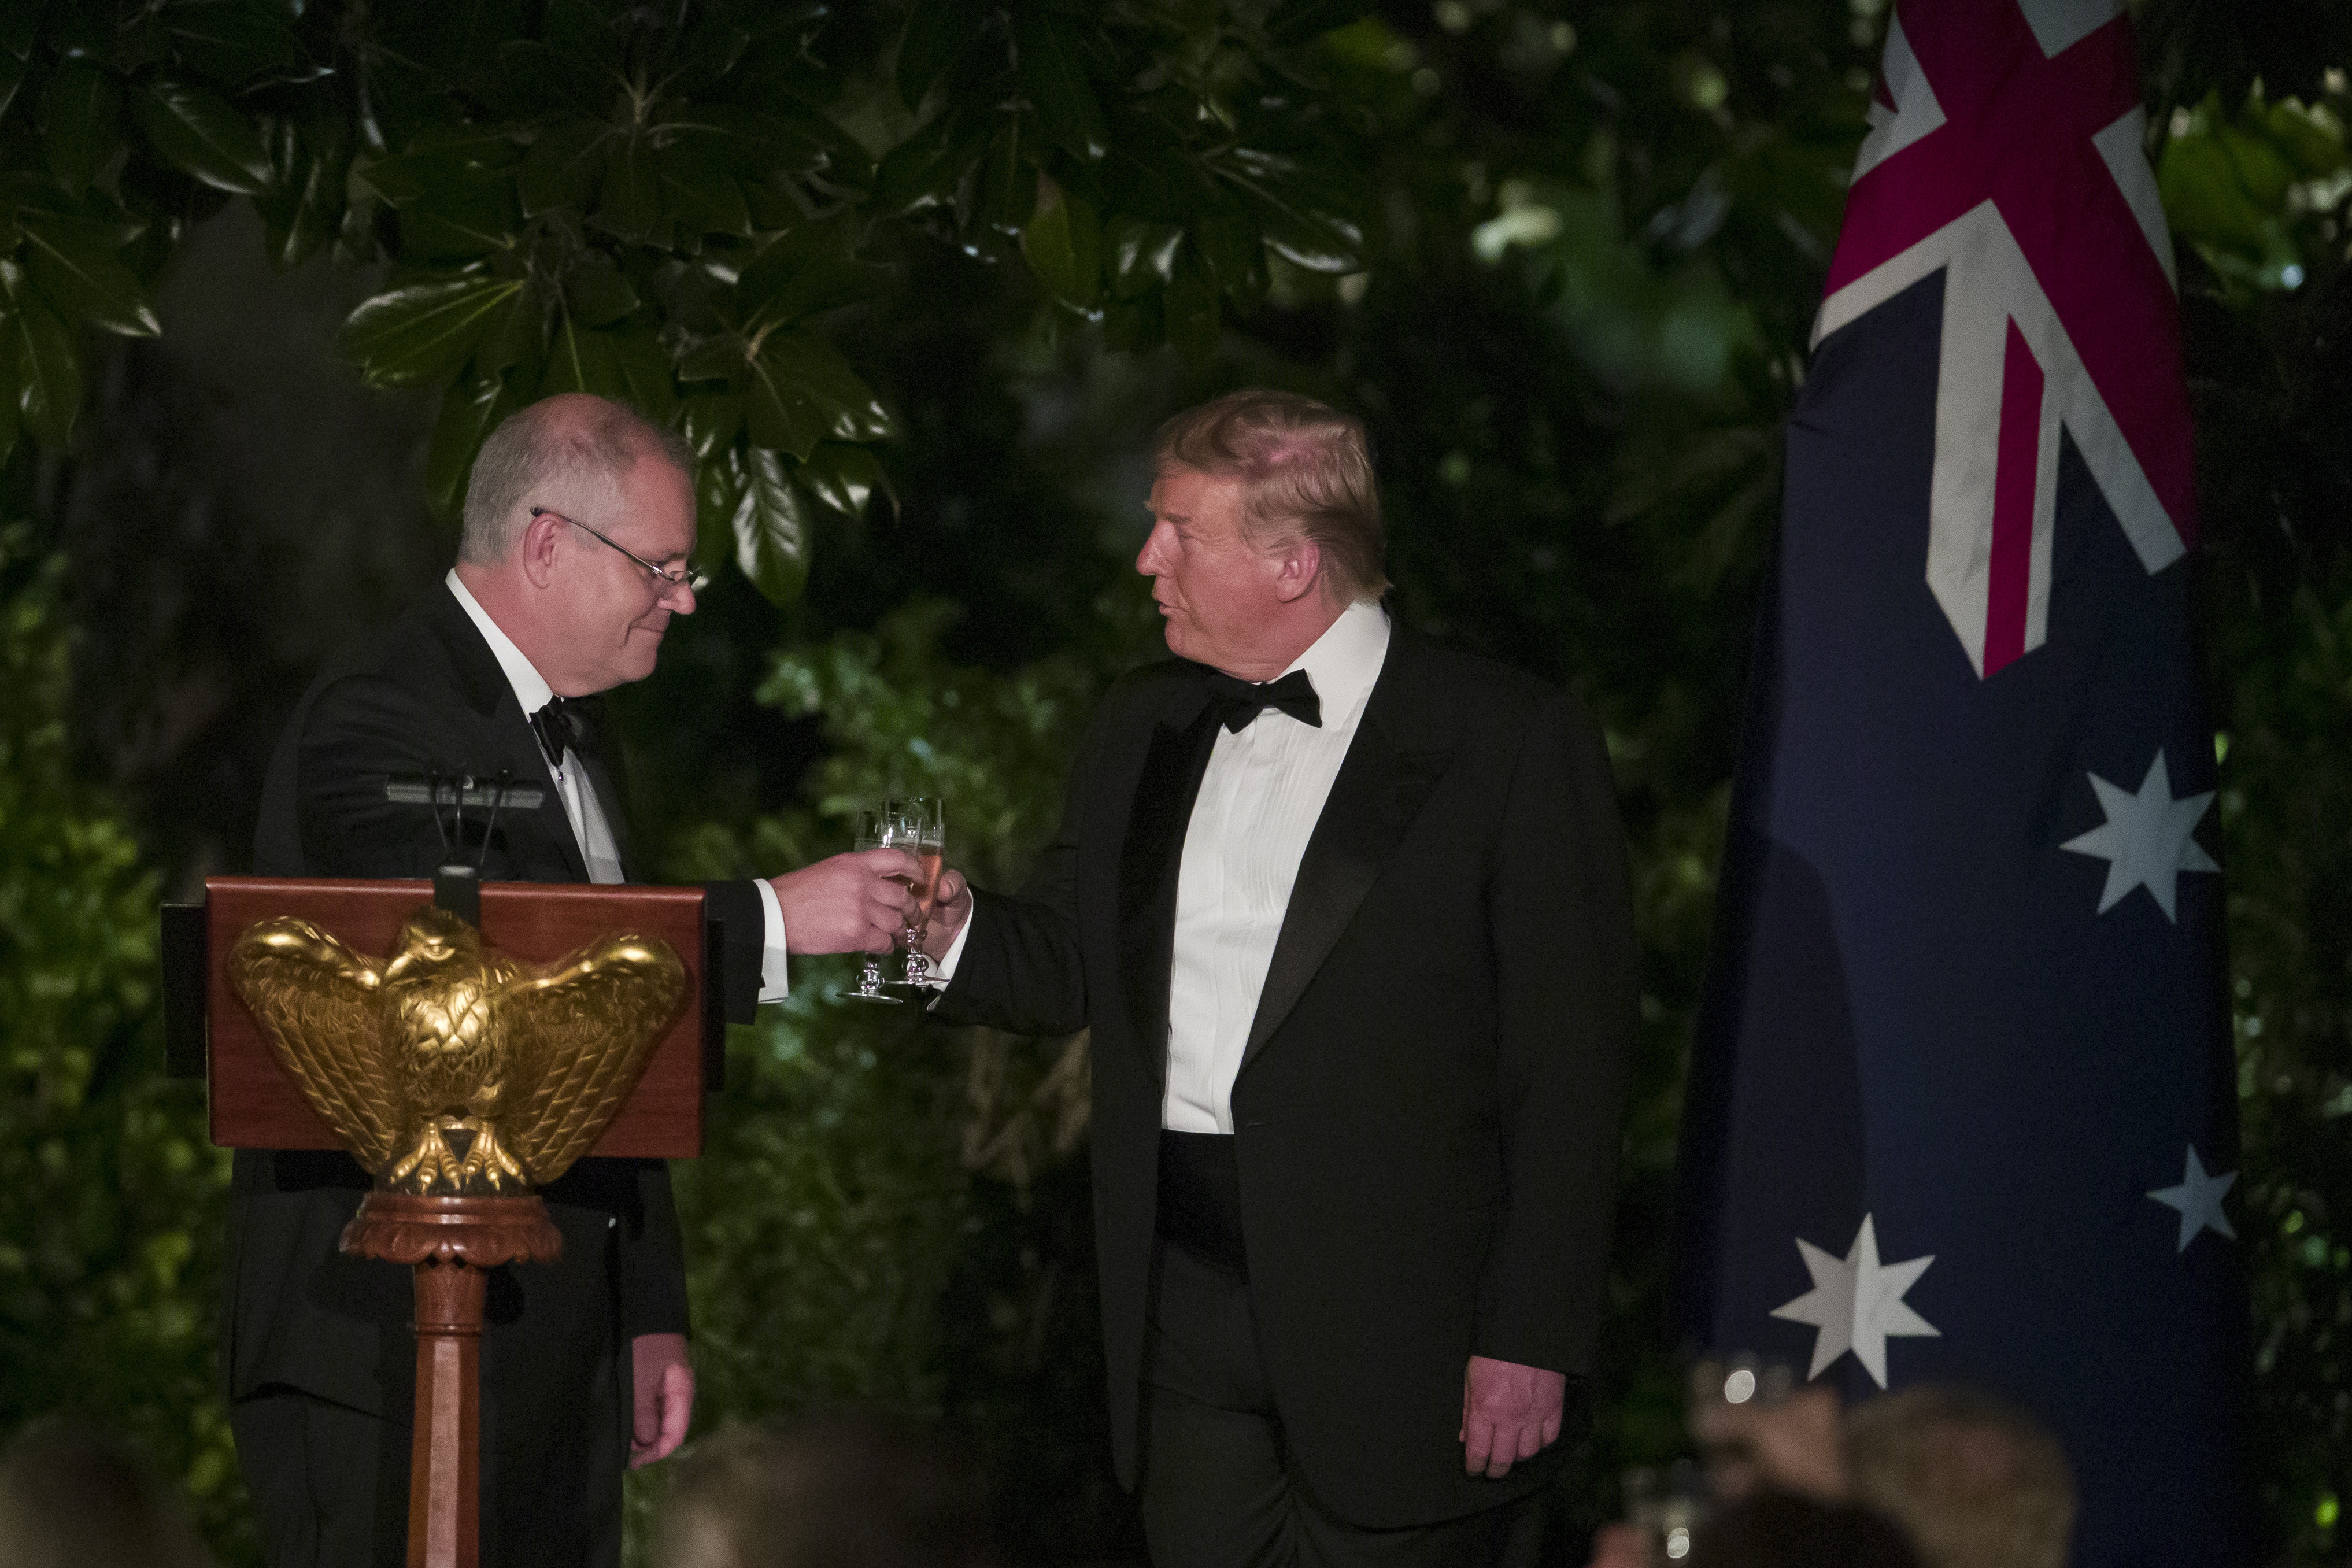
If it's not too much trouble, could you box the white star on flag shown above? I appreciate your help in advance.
[1770,1214,1940,1388]
[2058,748,2219,922]
[2148,1145,2237,1252]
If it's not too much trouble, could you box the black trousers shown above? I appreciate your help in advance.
[1137,1237,1543,1568]
[230,1380,626,1568]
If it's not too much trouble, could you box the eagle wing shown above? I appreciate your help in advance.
[498,933,686,1185]
[227,918,406,1173]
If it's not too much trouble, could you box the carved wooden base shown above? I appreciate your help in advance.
[341,1193,564,1568]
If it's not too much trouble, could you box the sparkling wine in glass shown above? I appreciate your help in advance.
[888,797,944,986]
[842,807,903,1005]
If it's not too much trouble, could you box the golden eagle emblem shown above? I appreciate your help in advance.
[228,906,686,1194]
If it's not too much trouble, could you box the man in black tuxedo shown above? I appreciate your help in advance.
[231,394,916,1568]
[922,389,1636,1563]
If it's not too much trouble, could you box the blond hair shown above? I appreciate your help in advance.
[1152,389,1389,602]
[1844,1384,2076,1568]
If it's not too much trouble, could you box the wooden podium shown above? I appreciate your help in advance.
[164,874,727,1568]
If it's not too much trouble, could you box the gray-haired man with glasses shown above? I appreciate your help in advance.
[232,393,918,1568]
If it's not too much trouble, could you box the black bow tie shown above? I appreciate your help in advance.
[1203,668,1321,733]
[528,695,598,768]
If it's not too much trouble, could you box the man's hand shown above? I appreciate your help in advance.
[921,868,973,961]
[1460,1354,1566,1478]
[630,1333,694,1469]
[771,849,919,955]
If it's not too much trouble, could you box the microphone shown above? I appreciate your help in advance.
[382,770,546,874]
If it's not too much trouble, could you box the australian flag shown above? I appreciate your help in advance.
[1671,0,2254,1559]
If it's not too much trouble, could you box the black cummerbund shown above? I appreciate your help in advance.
[1156,1130,1247,1272]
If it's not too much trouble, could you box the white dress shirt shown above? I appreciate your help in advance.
[446,570,789,1000]
[927,600,1392,1130]
[1162,600,1390,1133]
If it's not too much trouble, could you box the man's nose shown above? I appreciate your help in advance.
[1136,523,1170,575]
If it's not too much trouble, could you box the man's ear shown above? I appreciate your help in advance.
[1270,537,1323,605]
[517,508,565,589]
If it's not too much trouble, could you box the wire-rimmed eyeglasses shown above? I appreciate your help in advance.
[531,506,711,594]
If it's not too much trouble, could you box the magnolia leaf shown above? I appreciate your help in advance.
[335,276,525,389]
[425,373,515,519]
[694,440,746,563]
[896,0,970,110]
[977,116,1038,234]
[611,321,679,423]
[164,0,319,86]
[1265,0,1377,45]
[799,441,892,520]
[20,214,160,338]
[742,341,831,458]
[1021,175,1101,308]
[872,108,986,217]
[134,79,274,195]
[41,64,120,195]
[1192,200,1260,297]
[1163,253,1220,363]
[542,316,627,401]
[656,140,752,239]
[519,119,611,218]
[737,249,887,331]
[598,130,667,246]
[1106,215,1184,299]
[256,119,351,269]
[731,443,811,604]
[681,390,744,460]
[761,331,896,443]
[1223,168,1363,273]
[563,255,638,327]
[677,332,746,384]
[8,295,84,449]
[671,104,841,184]
[474,280,549,384]
[360,131,519,204]
[392,158,523,262]
[0,338,19,466]
[0,3,34,60]
[543,0,626,76]
[1012,10,1107,164]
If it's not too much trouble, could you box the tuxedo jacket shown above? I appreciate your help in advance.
[228,582,764,1427]
[933,626,1636,1528]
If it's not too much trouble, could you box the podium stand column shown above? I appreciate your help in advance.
[411,1261,483,1568]
[342,1193,564,1568]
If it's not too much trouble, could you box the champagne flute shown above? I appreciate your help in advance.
[887,797,944,986]
[842,807,904,1005]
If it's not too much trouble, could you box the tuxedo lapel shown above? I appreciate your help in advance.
[421,584,589,882]
[1240,638,1452,1068]
[573,697,642,881]
[1116,688,1222,1082]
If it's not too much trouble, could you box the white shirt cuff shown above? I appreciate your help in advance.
[752,878,790,1003]
[924,908,974,990]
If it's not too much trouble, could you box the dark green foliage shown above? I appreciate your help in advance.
[0,524,245,1558]
[633,601,1149,1562]
[0,0,1373,602]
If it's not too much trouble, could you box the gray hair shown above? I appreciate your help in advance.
[458,395,695,564]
